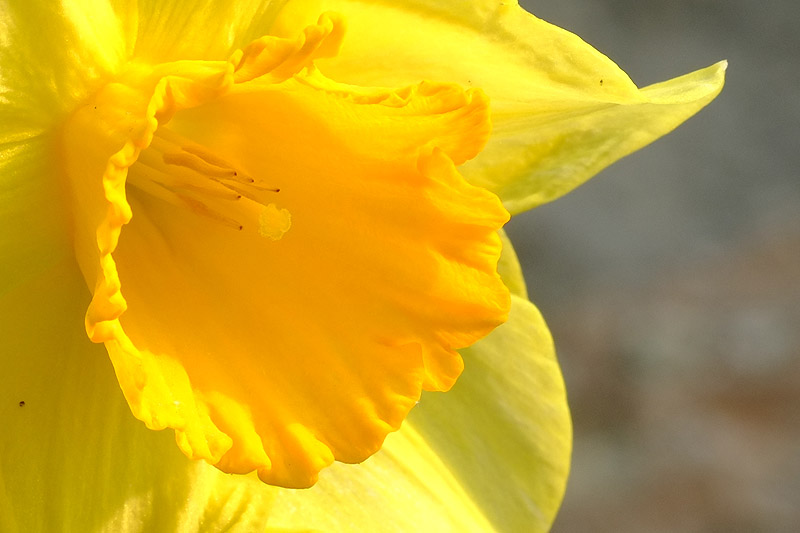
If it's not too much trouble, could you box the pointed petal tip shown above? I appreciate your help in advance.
[707,59,728,82]
[640,59,727,106]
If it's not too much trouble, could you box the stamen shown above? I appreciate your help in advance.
[176,145,280,192]
[154,128,280,195]
[162,151,240,179]
[175,193,246,231]
[127,125,287,236]
[217,182,277,205]
[133,160,243,201]
[127,170,246,230]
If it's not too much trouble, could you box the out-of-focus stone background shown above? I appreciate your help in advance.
[512,1,800,531]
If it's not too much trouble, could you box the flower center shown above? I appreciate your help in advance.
[59,13,510,489]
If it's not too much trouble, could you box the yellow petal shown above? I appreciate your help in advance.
[497,228,529,299]
[266,426,495,531]
[274,1,726,213]
[60,19,510,489]
[465,60,728,214]
[0,0,129,126]
[409,293,571,532]
[0,135,71,293]
[132,0,287,62]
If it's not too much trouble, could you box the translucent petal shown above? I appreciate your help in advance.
[409,293,571,532]
[131,0,288,61]
[273,0,726,213]
[266,426,494,531]
[464,60,727,214]
[0,135,71,293]
[497,227,529,299]
[0,0,130,128]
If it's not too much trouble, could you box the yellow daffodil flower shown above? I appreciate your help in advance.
[0,0,724,531]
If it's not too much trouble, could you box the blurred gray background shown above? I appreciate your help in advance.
[512,1,800,531]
